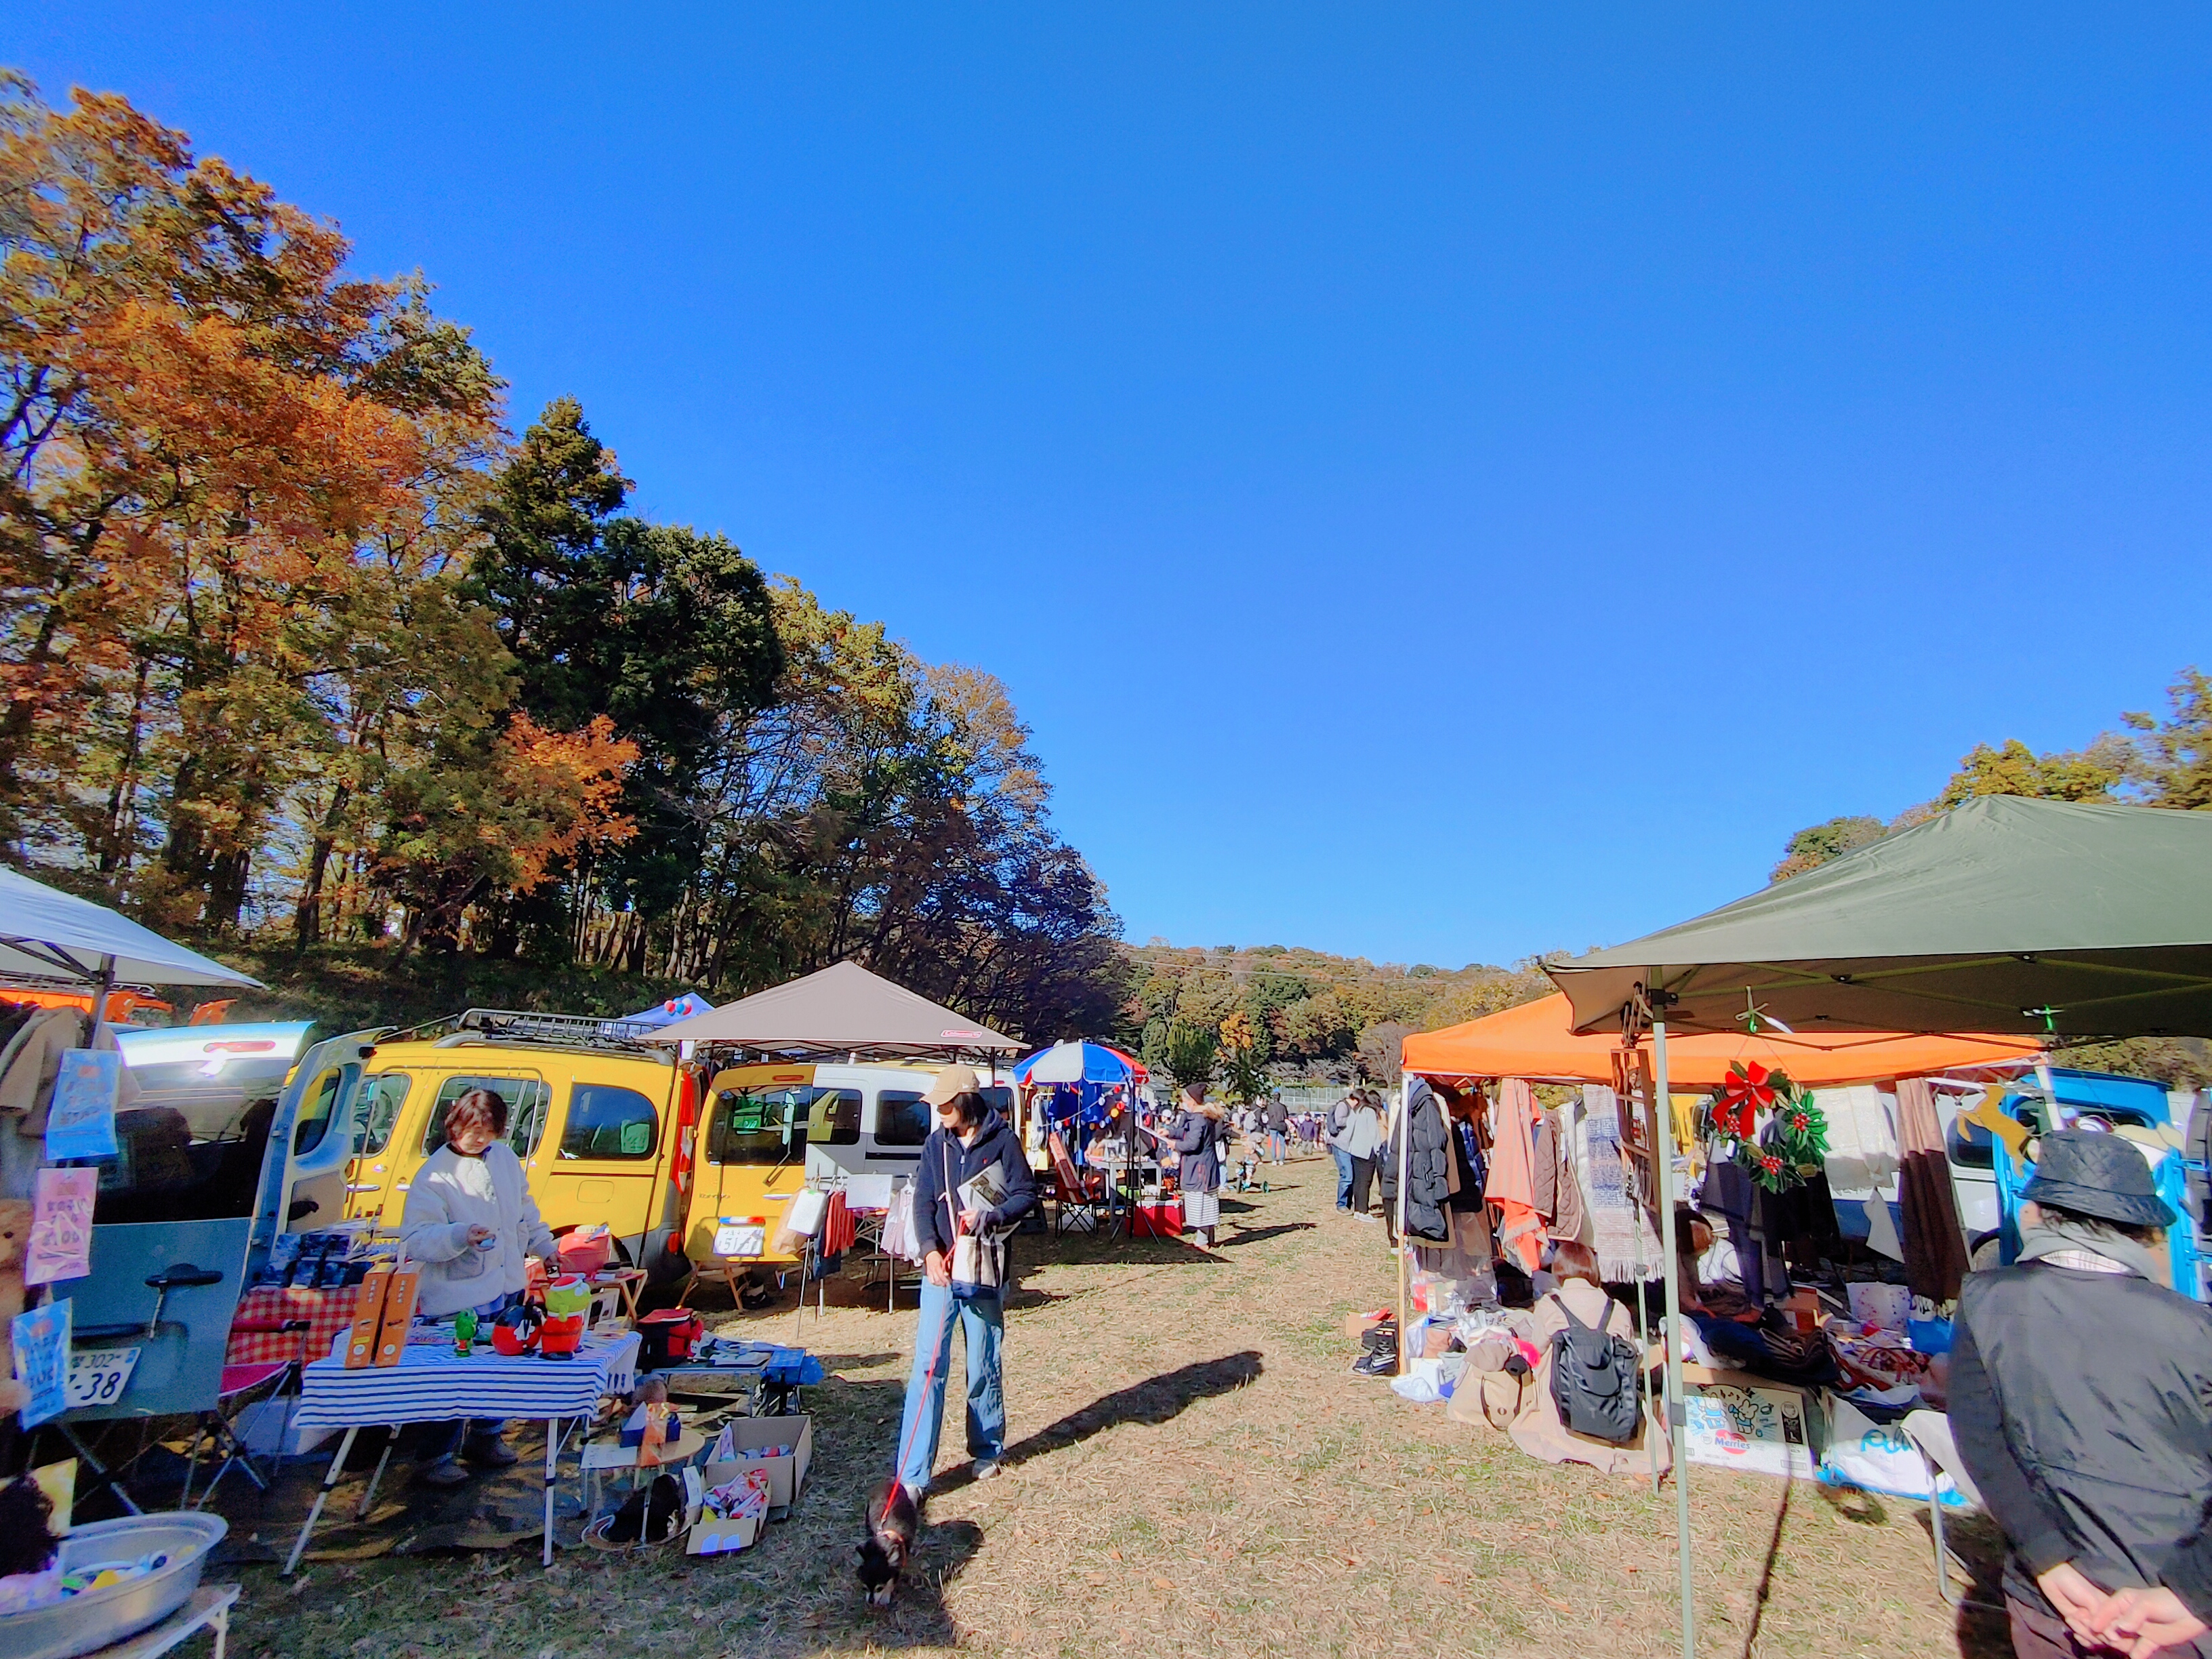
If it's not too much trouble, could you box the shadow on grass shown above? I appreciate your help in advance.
[1213,1222,1317,1249]
[928,1351,1265,1500]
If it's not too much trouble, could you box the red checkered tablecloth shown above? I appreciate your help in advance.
[226,1284,362,1367]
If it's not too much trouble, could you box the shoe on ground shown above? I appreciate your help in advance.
[972,1458,1002,1481]
[415,1457,470,1488]
[463,1435,518,1469]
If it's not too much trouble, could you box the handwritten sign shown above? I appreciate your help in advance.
[45,1050,121,1160]
[14,1298,70,1428]
[26,1166,96,1286]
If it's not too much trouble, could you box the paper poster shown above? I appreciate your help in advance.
[14,1298,70,1429]
[26,1166,96,1285]
[45,1050,121,1160]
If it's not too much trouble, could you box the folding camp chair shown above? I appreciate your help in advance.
[1902,1409,2000,1610]
[181,1315,309,1509]
[1047,1133,1107,1235]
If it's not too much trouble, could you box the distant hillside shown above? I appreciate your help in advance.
[1118,941,1551,1082]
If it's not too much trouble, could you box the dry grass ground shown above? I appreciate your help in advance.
[217,1156,2013,1658]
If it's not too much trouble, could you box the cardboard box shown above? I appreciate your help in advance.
[373,1269,419,1367]
[345,1268,392,1369]
[686,1465,767,1555]
[1683,1375,1824,1481]
[703,1415,813,1511]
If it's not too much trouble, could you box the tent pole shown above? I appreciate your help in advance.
[1396,1077,1412,1376]
[1652,1017,1695,1659]
[87,953,116,1033]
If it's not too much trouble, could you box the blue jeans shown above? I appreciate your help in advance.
[1265,1130,1286,1164]
[896,1279,1006,1493]
[1332,1147,1354,1208]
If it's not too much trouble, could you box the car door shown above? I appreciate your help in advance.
[344,1071,417,1221]
[533,1065,676,1254]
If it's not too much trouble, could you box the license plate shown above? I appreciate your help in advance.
[66,1347,140,1409]
[713,1218,766,1258]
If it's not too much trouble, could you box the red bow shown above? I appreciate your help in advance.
[1713,1061,1777,1139]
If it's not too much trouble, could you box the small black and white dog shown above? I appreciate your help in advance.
[856,1477,918,1606]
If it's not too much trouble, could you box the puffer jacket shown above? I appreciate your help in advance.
[1377,1080,1452,1244]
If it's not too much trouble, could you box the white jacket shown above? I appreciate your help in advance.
[399,1143,556,1317]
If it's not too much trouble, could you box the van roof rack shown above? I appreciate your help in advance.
[382,1007,667,1053]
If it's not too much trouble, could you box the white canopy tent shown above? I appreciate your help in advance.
[0,865,262,1016]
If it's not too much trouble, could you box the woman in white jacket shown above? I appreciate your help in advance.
[400,1088,556,1487]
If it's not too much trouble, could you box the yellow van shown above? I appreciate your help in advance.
[683,1060,1012,1273]
[342,1010,698,1282]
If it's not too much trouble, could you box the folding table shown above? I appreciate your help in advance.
[283,1329,639,1572]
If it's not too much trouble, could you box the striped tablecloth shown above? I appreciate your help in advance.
[295,1330,640,1428]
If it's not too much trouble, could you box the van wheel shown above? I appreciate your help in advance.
[1969,1231,2003,1272]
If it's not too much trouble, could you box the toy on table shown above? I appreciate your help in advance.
[490,1298,544,1356]
[539,1273,590,1360]
[617,1376,684,1464]
[453,1307,478,1355]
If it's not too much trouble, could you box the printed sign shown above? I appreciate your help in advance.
[26,1166,96,1286]
[14,1298,71,1428]
[45,1050,121,1160]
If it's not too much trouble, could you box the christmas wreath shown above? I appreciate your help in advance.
[1701,1061,1830,1192]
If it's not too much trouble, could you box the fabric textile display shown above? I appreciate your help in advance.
[1702,1155,1789,1304]
[1576,1086,1664,1283]
[1816,1085,1902,1195]
[1485,1079,1547,1272]
[1534,1109,1590,1245]
[1894,1078,1970,1305]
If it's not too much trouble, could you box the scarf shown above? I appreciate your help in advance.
[2016,1214,2167,1284]
[1484,1079,1546,1271]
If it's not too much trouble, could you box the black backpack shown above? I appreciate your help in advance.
[1547,1294,1642,1445]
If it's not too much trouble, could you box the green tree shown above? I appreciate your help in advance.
[1770,815,1886,883]
[1934,737,2123,808]
[2121,670,2212,808]
[1163,1019,1218,1090]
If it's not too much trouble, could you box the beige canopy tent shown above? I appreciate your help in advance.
[644,960,1019,1057]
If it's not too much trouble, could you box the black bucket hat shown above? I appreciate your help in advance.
[2022,1128,2175,1229]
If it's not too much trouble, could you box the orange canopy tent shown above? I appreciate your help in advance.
[1401,992,2036,1087]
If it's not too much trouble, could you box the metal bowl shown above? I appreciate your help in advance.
[0,1511,228,1659]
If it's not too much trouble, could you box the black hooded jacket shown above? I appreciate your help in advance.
[1377,1080,1453,1244]
[1952,1260,2212,1621]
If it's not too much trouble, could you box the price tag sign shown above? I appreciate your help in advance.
[65,1345,140,1410]
[712,1217,766,1258]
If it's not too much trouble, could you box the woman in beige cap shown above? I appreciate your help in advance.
[893,1064,1036,1496]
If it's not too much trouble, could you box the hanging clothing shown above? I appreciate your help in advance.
[1378,1079,1452,1244]
[1544,1107,1591,1246]
[1704,1156,1788,1304]
[1579,1086,1664,1284]
[1485,1079,1547,1272]
[1896,1077,1971,1305]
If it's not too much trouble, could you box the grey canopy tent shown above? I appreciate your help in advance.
[643,959,1019,1056]
[1542,795,2212,1659]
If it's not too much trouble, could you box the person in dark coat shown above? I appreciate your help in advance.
[1167,1083,1225,1248]
[1950,1129,2212,1658]
[895,1065,1037,1496]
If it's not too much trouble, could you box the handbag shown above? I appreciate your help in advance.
[943,1140,1005,1300]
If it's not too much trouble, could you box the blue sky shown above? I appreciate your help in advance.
[12,7,2212,966]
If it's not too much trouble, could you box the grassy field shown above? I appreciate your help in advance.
[212,1154,2011,1658]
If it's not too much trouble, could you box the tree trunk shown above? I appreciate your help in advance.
[293,781,352,949]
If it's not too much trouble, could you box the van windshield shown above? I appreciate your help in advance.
[709,1086,857,1164]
